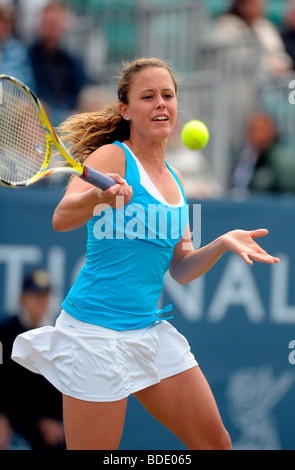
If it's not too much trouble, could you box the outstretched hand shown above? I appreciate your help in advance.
[222,229,280,265]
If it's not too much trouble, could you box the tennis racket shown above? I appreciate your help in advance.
[0,74,116,189]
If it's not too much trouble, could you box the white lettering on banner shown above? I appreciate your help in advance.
[270,254,295,324]
[207,256,265,323]
[163,272,204,322]
[0,245,42,313]
[227,366,295,450]
[0,245,69,317]
[47,246,66,321]
[0,245,293,324]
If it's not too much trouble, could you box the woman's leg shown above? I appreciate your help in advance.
[62,395,128,450]
[134,366,231,450]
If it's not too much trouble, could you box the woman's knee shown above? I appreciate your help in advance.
[213,427,232,450]
[187,426,232,450]
[201,427,232,450]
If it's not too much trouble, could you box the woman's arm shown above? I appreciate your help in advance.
[169,169,279,284]
[170,226,280,285]
[52,145,133,232]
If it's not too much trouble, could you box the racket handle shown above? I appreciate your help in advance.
[82,165,116,190]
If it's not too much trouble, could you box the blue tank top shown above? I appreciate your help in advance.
[62,141,189,330]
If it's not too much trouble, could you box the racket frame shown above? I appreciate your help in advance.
[0,75,115,189]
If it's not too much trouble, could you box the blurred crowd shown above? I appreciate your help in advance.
[203,0,295,197]
[0,1,93,126]
[0,0,295,197]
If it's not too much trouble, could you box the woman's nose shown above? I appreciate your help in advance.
[155,95,166,108]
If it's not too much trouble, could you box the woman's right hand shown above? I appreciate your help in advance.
[96,173,133,210]
[53,145,131,232]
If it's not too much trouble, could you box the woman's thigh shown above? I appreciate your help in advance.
[134,366,231,450]
[62,395,128,450]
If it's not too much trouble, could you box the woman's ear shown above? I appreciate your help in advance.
[118,103,129,120]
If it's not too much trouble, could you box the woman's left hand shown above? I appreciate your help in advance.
[221,229,280,265]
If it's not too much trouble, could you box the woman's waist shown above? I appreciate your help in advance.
[61,298,173,331]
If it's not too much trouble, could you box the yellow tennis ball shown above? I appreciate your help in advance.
[181,120,209,150]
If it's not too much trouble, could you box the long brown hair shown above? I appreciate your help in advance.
[57,57,178,164]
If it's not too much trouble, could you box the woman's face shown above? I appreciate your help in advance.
[120,67,178,144]
[247,113,276,150]
[238,0,265,23]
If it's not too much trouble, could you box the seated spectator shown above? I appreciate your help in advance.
[76,84,116,114]
[231,111,295,193]
[0,5,36,90]
[208,0,292,77]
[29,2,90,126]
[0,269,65,450]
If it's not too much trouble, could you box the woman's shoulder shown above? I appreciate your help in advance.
[90,142,126,160]
[85,142,127,176]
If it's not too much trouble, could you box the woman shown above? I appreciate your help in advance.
[209,0,292,76]
[12,58,279,450]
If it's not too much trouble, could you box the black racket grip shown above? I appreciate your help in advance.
[82,165,116,190]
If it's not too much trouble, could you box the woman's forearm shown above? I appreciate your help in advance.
[170,236,225,285]
[52,174,132,232]
[170,228,280,285]
[52,187,100,232]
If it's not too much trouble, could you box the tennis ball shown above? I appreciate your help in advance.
[181,120,209,150]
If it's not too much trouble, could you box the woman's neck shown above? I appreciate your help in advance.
[125,138,168,168]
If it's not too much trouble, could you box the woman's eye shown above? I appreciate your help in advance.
[164,92,175,99]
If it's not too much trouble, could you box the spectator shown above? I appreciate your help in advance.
[29,2,89,126]
[209,0,292,77]
[281,0,295,69]
[0,269,65,450]
[0,0,49,44]
[231,111,295,193]
[76,84,116,114]
[0,5,36,90]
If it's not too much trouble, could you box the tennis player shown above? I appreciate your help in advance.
[12,58,279,450]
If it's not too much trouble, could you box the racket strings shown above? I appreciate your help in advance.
[0,79,47,184]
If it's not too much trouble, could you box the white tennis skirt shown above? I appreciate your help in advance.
[12,311,198,402]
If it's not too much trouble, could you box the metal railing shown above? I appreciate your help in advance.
[64,1,206,79]
[136,1,206,73]
[178,70,231,191]
[64,3,295,192]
